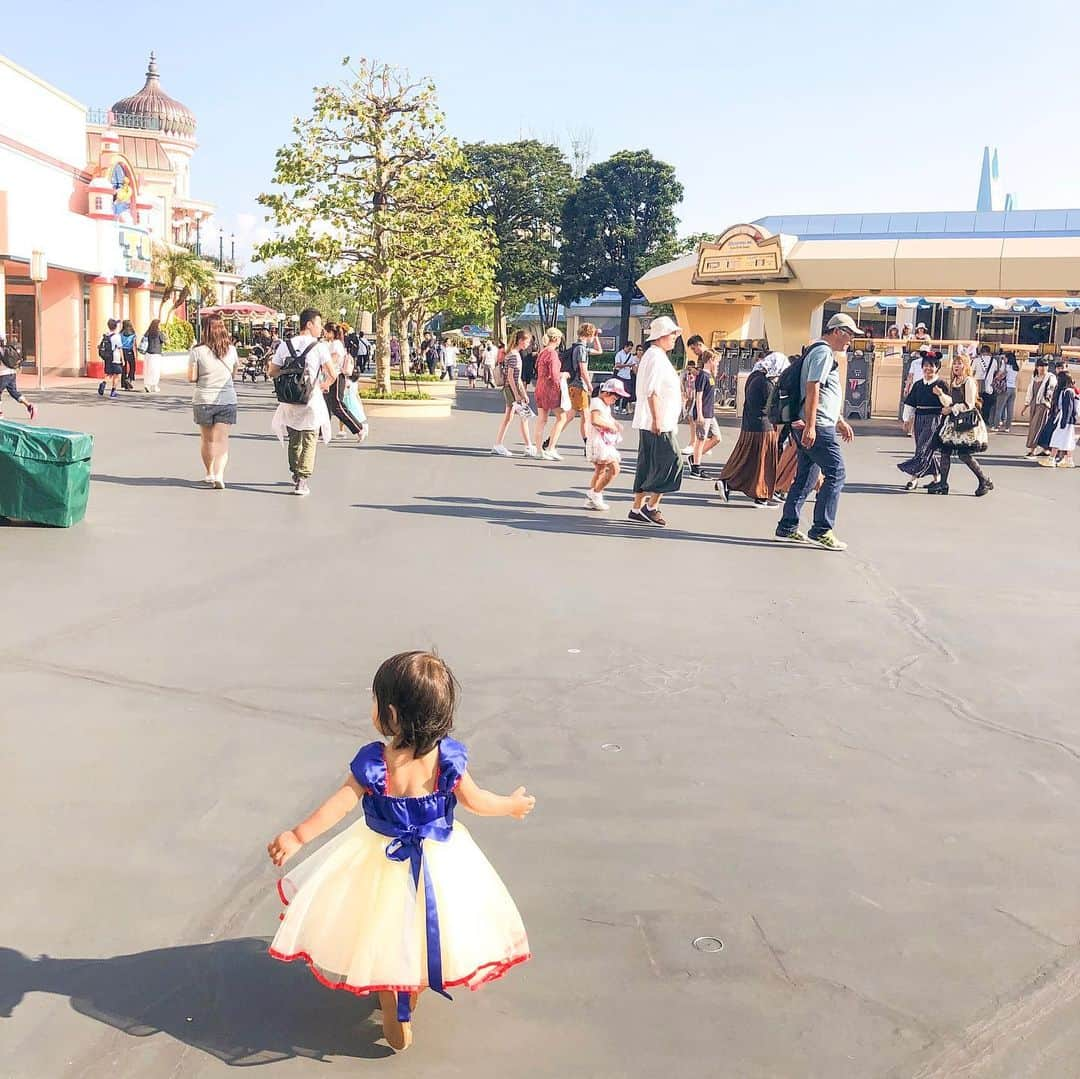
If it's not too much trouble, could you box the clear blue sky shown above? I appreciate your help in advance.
[4,0,1078,267]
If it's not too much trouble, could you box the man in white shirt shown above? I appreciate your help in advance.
[613,341,636,414]
[267,307,337,496]
[629,316,684,527]
[972,345,997,424]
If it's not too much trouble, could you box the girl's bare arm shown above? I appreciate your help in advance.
[456,773,535,820]
[268,775,364,866]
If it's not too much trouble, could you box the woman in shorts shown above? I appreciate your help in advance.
[188,315,238,489]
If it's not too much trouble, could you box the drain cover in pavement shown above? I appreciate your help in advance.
[692,936,724,953]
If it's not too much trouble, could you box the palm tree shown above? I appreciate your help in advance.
[153,244,219,321]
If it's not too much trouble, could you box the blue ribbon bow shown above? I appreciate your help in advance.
[365,813,454,1023]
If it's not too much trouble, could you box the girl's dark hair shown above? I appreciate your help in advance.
[325,321,343,341]
[373,651,458,757]
[147,319,161,337]
[121,319,135,336]
[921,354,941,370]
[1061,372,1075,389]
[200,315,232,359]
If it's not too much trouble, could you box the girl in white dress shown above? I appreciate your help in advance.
[267,651,535,1051]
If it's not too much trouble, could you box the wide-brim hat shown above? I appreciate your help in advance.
[647,315,682,341]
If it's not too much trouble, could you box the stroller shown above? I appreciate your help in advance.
[238,344,270,382]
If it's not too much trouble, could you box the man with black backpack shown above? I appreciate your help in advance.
[774,313,857,551]
[267,307,336,497]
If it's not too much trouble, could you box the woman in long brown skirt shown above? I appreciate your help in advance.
[717,352,786,507]
[1021,357,1056,456]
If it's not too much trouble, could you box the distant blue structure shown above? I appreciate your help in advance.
[976,146,1016,213]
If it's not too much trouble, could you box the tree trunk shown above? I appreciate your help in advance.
[375,299,392,393]
[620,283,633,347]
[494,293,506,344]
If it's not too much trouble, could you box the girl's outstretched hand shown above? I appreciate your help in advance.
[509,787,536,820]
[268,829,303,866]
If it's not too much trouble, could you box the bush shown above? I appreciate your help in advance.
[359,389,432,401]
[164,320,195,352]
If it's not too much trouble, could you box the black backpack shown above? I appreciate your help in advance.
[97,333,114,365]
[766,345,836,426]
[1,340,22,370]
[273,340,320,404]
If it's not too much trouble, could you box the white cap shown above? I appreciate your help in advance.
[825,313,860,335]
[647,315,682,341]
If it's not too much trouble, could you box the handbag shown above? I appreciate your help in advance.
[939,409,988,453]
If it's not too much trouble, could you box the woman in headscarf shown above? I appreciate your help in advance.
[897,350,951,490]
[715,351,787,506]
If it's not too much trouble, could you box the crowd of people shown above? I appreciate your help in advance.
[482,310,1080,550]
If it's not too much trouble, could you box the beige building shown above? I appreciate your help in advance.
[639,214,1080,417]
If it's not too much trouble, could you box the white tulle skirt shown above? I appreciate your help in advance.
[270,816,530,996]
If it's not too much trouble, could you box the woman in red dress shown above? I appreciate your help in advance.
[533,328,565,460]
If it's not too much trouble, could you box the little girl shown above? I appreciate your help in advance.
[584,378,628,511]
[465,356,478,389]
[267,651,534,1052]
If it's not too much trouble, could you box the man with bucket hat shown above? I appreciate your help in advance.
[628,316,684,526]
[775,313,857,551]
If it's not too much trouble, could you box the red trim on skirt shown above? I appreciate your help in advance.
[268,946,531,997]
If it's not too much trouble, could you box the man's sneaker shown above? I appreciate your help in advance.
[627,508,649,524]
[642,506,667,526]
[809,530,847,552]
[523,445,538,457]
[689,462,702,477]
[294,478,311,497]
[775,527,809,543]
[492,444,512,457]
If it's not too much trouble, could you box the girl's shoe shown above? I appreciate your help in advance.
[975,479,994,497]
[109,389,118,399]
[928,483,949,495]
[97,381,106,396]
[926,480,943,493]
[1059,459,1076,469]
[1037,457,1058,468]
[213,479,226,490]
[26,403,36,421]
[378,992,413,1051]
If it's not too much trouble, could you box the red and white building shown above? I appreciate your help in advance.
[0,52,239,377]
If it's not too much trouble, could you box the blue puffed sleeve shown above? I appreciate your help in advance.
[349,741,387,794]
[438,737,468,793]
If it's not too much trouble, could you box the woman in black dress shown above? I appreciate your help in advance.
[716,351,788,506]
[898,351,951,490]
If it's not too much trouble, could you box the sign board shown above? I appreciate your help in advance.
[846,353,872,419]
[693,225,791,285]
[118,226,152,280]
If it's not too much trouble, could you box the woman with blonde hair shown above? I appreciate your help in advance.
[930,353,993,496]
[533,327,566,460]
[188,315,238,489]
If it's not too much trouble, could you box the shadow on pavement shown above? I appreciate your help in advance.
[91,474,295,496]
[0,940,391,1065]
[354,499,803,549]
[363,443,498,458]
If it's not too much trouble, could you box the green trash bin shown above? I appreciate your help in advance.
[0,421,94,527]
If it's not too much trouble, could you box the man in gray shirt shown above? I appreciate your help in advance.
[776,313,857,551]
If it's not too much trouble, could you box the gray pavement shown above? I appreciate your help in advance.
[3,378,1080,1079]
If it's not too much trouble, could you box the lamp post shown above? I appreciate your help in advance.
[194,211,202,257]
[218,228,224,271]
[30,251,47,390]
[230,234,235,270]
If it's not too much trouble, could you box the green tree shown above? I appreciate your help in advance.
[559,150,683,343]
[238,264,359,325]
[258,58,493,392]
[461,141,573,339]
[152,243,217,322]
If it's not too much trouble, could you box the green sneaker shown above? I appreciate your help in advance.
[775,528,809,543]
[810,531,847,552]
